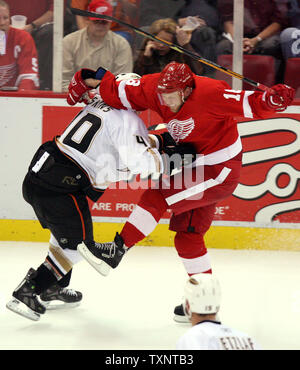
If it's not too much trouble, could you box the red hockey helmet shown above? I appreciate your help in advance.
[157,62,194,93]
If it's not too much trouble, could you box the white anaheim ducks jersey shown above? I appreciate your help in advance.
[56,97,163,189]
[176,320,261,350]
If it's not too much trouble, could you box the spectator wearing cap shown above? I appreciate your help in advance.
[71,0,138,44]
[62,0,133,91]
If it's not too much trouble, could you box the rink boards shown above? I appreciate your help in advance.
[1,91,300,251]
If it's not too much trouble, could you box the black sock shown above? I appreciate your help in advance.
[33,264,58,295]
[57,269,72,288]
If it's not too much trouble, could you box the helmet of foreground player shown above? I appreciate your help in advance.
[183,273,221,318]
[115,73,141,81]
[157,62,194,93]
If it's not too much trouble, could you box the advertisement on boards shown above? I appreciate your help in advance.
[42,105,300,226]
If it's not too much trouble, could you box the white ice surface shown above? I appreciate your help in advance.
[1,241,300,350]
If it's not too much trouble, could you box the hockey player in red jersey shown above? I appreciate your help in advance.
[67,61,295,322]
[0,1,39,90]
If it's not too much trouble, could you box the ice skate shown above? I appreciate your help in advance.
[174,303,190,323]
[6,268,46,321]
[39,284,82,310]
[78,233,127,276]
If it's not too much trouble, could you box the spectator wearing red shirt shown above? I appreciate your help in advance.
[0,0,39,90]
[7,0,69,90]
[216,0,287,59]
[6,0,54,90]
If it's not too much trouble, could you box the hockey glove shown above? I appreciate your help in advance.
[154,132,197,174]
[264,84,295,112]
[154,132,196,161]
[154,131,177,155]
[67,67,107,106]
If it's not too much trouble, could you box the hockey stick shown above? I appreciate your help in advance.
[71,7,272,92]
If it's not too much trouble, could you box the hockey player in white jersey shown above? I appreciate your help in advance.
[6,73,167,321]
[176,273,261,350]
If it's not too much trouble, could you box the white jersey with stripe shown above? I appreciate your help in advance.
[57,97,163,189]
[176,320,261,350]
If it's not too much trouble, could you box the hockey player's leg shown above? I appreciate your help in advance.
[7,236,83,320]
[173,231,212,323]
[78,189,168,276]
[169,205,215,323]
[39,235,83,309]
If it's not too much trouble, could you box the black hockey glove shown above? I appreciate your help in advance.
[154,132,196,163]
[153,132,197,175]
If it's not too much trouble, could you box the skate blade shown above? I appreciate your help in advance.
[173,314,191,324]
[41,300,81,310]
[6,298,41,321]
[77,243,111,276]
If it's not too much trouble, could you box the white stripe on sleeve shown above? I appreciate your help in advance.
[243,91,254,118]
[118,80,133,109]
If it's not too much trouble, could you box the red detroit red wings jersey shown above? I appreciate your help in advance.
[0,27,39,89]
[99,71,275,165]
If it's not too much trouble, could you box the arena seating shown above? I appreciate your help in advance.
[284,58,300,98]
[215,54,276,90]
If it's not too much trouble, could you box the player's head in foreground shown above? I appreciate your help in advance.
[183,273,221,325]
[157,61,195,113]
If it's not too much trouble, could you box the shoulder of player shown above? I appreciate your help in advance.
[140,73,160,92]
[180,321,216,341]
[193,75,231,95]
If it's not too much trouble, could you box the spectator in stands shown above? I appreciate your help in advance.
[0,0,39,90]
[6,0,63,90]
[62,0,133,91]
[280,0,300,59]
[175,0,221,77]
[216,0,287,59]
[134,0,184,51]
[134,18,203,76]
[138,0,185,28]
[71,0,138,44]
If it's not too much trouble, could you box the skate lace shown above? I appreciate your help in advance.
[96,242,115,257]
[61,288,78,296]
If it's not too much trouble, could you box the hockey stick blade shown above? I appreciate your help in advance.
[70,7,272,92]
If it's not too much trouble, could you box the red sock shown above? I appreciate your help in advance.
[120,222,145,248]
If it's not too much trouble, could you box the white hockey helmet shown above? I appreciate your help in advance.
[183,273,221,318]
[115,72,141,81]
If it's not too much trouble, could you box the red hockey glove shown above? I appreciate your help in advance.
[264,84,295,112]
[81,89,98,104]
[67,67,107,106]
